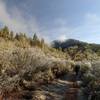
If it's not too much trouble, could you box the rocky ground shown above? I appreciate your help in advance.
[0,72,82,100]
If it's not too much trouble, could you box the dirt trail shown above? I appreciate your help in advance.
[0,72,80,100]
[35,72,80,100]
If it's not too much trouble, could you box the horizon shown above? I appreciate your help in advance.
[0,0,100,44]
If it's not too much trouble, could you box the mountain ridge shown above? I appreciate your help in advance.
[52,38,100,51]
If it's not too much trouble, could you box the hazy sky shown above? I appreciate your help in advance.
[0,0,100,43]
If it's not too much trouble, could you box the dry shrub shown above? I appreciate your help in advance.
[0,46,71,92]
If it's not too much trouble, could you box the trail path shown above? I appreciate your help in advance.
[34,72,80,100]
[0,72,82,100]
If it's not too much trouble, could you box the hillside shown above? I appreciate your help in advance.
[0,27,100,99]
[52,39,100,61]
[0,27,73,99]
[52,39,100,52]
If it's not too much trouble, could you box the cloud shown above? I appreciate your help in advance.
[0,0,39,36]
[0,0,100,44]
[39,18,73,42]
[58,34,67,41]
[85,13,100,25]
[70,13,100,43]
[41,13,100,43]
[73,13,100,34]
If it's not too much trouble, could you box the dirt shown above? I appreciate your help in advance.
[0,72,80,100]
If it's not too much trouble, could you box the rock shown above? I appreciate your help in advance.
[76,81,83,87]
[33,92,46,100]
[19,80,36,91]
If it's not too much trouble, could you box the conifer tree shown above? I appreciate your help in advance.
[32,33,40,46]
[33,33,38,41]
[0,26,9,38]
[40,38,45,48]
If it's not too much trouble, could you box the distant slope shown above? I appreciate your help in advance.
[52,39,100,52]
[52,39,100,60]
[52,39,86,49]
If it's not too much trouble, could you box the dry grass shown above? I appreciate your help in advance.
[0,39,72,93]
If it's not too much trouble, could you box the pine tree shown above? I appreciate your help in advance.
[32,33,40,46]
[40,38,45,48]
[9,31,14,40]
[0,26,9,38]
[33,33,38,41]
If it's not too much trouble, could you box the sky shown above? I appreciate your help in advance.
[0,0,100,44]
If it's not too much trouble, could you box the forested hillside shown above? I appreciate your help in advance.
[52,39,100,61]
